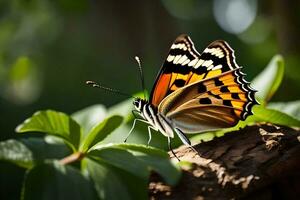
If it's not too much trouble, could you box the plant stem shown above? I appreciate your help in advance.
[59,152,85,165]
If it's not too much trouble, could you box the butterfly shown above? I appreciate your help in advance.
[125,34,258,160]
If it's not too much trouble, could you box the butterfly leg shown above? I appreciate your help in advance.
[124,118,149,143]
[147,126,156,147]
[168,137,180,161]
[174,128,198,155]
[131,110,140,118]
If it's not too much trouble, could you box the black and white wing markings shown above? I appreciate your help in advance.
[150,34,255,108]
[165,35,200,68]
[163,36,239,75]
[201,40,239,71]
[233,68,258,119]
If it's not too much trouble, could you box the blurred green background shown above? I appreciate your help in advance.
[0,0,300,199]
[1,0,300,141]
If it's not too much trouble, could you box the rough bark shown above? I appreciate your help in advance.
[149,124,300,200]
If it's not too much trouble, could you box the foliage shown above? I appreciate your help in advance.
[251,55,285,104]
[0,109,180,200]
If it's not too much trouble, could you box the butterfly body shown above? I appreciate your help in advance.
[131,97,193,158]
[133,98,174,138]
[127,34,258,158]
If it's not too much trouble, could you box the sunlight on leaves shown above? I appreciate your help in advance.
[268,100,300,121]
[72,104,107,137]
[190,132,217,145]
[114,143,181,185]
[0,139,33,168]
[252,55,284,104]
[16,110,81,151]
[0,137,71,169]
[253,106,300,127]
[88,147,148,179]
[79,115,123,152]
[90,143,181,185]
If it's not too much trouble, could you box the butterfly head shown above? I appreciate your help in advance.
[133,98,148,112]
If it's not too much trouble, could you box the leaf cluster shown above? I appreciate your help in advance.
[1,108,180,200]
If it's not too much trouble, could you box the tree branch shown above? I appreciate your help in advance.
[149,124,300,200]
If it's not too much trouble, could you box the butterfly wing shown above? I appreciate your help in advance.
[151,35,258,133]
[150,34,239,107]
[158,68,258,133]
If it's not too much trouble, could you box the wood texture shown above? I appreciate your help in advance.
[149,124,300,200]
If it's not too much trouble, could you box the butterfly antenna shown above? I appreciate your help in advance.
[134,56,147,99]
[86,80,134,98]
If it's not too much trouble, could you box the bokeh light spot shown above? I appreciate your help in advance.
[213,0,257,34]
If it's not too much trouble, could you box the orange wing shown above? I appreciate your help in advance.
[157,68,258,133]
[150,34,240,107]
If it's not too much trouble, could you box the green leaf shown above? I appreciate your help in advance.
[268,100,300,121]
[252,105,300,127]
[190,132,217,144]
[0,137,72,169]
[16,110,81,151]
[86,158,147,200]
[0,139,33,168]
[107,98,136,122]
[98,143,181,185]
[22,161,97,200]
[71,104,107,137]
[23,136,72,163]
[80,115,123,152]
[88,147,148,179]
[251,55,284,103]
